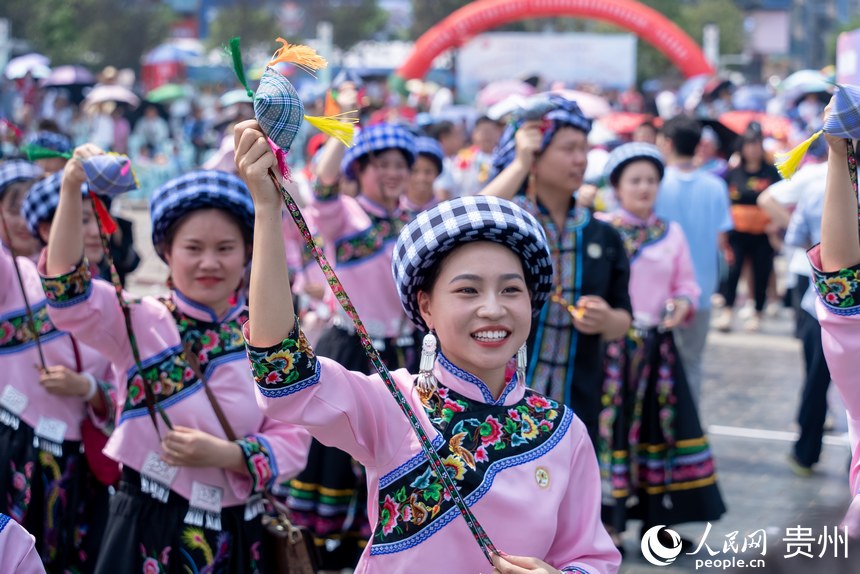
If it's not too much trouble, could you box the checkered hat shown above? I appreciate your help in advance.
[414,136,444,174]
[824,84,860,138]
[392,196,553,331]
[0,160,43,198]
[255,67,305,153]
[341,123,417,181]
[25,131,72,154]
[21,170,88,238]
[490,94,592,181]
[604,142,664,186]
[150,170,254,260]
[82,154,139,198]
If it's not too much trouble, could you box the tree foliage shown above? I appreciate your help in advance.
[311,0,390,51]
[206,1,283,53]
[0,0,173,70]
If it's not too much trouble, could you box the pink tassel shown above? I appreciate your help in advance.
[267,137,292,182]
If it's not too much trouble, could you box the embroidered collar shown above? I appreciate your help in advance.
[172,289,245,324]
[613,208,658,227]
[607,211,668,261]
[436,352,520,406]
[358,193,402,219]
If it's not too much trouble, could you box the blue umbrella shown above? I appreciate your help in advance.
[732,85,772,112]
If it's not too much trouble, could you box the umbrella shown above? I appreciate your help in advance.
[142,43,201,65]
[146,83,191,104]
[697,118,739,155]
[4,53,50,79]
[779,69,832,105]
[477,79,535,108]
[732,85,772,112]
[41,65,95,88]
[599,112,653,135]
[677,74,711,111]
[83,84,140,108]
[719,111,792,140]
[220,89,254,108]
[547,89,611,119]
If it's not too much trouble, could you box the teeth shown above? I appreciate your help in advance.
[472,330,508,341]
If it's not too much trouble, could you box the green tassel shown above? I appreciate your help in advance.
[227,37,254,98]
[22,144,72,161]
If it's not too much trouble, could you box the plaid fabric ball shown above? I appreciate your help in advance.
[21,170,88,238]
[25,131,72,154]
[604,142,664,186]
[824,84,860,139]
[490,95,591,182]
[0,160,43,198]
[150,170,254,260]
[415,136,444,174]
[255,67,305,153]
[82,154,139,198]
[392,196,554,331]
[341,123,417,181]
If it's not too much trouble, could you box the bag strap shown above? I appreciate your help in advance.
[68,334,83,373]
[182,339,238,442]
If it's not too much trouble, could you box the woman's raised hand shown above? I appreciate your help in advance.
[233,120,280,208]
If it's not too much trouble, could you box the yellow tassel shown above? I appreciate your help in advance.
[268,38,327,75]
[304,112,359,147]
[775,130,823,180]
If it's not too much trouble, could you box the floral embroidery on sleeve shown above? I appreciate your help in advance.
[313,181,340,201]
[246,319,320,398]
[236,435,278,493]
[40,258,92,308]
[811,264,860,315]
[88,378,117,433]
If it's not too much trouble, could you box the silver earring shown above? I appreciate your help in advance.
[416,332,438,395]
[516,344,528,384]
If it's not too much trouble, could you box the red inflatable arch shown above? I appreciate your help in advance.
[397,0,713,80]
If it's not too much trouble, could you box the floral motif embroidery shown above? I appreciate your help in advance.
[0,301,62,353]
[370,385,567,552]
[813,265,860,310]
[334,211,410,266]
[40,258,93,306]
[247,322,320,398]
[140,526,250,574]
[609,215,668,262]
[7,460,34,523]
[313,181,339,201]
[237,435,277,493]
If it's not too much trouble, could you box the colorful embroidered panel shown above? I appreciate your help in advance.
[41,258,93,308]
[0,300,65,354]
[334,211,410,266]
[237,435,278,493]
[247,322,320,398]
[369,385,572,555]
[812,262,860,314]
[121,299,248,421]
[608,215,668,262]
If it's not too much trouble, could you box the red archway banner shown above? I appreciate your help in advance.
[398,0,713,80]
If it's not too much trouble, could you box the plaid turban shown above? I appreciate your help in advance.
[604,142,664,186]
[150,170,254,260]
[25,131,72,154]
[0,160,43,198]
[341,123,417,181]
[489,94,592,181]
[21,170,88,239]
[392,195,553,331]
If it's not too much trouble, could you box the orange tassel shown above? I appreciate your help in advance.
[90,194,117,235]
[268,38,327,75]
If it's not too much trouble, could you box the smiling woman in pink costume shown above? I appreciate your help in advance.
[234,119,621,574]
[0,160,116,573]
[39,144,310,573]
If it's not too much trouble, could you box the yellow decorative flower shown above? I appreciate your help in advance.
[521,414,539,439]
[825,276,852,296]
[441,455,467,480]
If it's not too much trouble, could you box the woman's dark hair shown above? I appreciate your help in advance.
[159,207,253,261]
[416,242,532,297]
[661,115,702,157]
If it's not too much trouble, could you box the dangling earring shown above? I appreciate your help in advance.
[416,332,438,396]
[516,344,528,385]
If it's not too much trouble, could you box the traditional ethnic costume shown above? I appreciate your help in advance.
[596,144,726,533]
[1,161,116,573]
[245,196,621,573]
[38,170,311,574]
[0,513,45,574]
[285,124,420,569]
[488,99,633,445]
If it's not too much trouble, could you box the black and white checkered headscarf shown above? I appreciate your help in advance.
[392,196,553,331]
[25,131,72,154]
[340,123,417,181]
[0,160,43,198]
[21,170,87,238]
[604,142,664,187]
[149,170,254,260]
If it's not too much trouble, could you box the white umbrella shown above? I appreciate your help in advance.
[83,84,140,108]
[4,53,51,79]
[546,89,611,119]
[220,89,254,108]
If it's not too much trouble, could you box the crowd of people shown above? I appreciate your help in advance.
[0,46,855,574]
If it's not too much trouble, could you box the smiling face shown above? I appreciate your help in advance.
[407,155,439,206]
[615,159,661,220]
[357,148,411,208]
[1,182,41,258]
[416,241,532,389]
[163,208,248,317]
[533,126,589,197]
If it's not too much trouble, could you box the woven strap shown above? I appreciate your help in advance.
[88,190,172,436]
[270,172,498,563]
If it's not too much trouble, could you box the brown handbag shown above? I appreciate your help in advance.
[182,340,320,574]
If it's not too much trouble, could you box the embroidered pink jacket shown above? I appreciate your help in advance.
[1,247,115,442]
[38,256,311,508]
[0,514,44,574]
[244,321,621,574]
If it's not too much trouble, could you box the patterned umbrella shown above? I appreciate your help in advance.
[41,65,95,87]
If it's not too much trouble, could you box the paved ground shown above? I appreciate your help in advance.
[116,199,854,573]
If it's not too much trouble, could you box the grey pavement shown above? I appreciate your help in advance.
[116,199,853,573]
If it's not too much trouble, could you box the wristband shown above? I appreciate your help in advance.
[81,373,98,401]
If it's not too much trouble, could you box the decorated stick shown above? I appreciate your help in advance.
[0,209,47,369]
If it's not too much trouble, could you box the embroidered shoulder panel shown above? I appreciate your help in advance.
[609,216,668,261]
[334,212,410,266]
[369,385,572,555]
[246,320,319,398]
[812,263,860,314]
[0,300,64,354]
[121,299,248,420]
[41,258,92,308]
